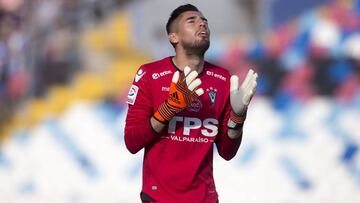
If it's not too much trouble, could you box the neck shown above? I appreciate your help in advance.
[172,48,205,73]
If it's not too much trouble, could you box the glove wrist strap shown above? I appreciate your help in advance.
[153,101,181,124]
[227,110,247,130]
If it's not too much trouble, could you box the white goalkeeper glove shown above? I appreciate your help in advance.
[227,69,258,129]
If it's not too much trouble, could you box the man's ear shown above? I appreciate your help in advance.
[168,33,179,44]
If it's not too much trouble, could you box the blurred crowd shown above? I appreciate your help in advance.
[1,0,359,131]
[0,0,125,131]
[216,0,360,110]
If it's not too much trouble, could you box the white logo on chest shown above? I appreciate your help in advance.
[206,87,217,107]
[152,70,172,80]
[168,116,218,137]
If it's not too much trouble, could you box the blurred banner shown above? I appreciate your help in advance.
[0,0,359,202]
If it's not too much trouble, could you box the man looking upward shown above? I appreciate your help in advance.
[125,4,258,203]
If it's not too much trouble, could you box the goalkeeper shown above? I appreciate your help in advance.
[124,4,258,203]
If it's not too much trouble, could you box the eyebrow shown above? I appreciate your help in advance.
[185,16,208,22]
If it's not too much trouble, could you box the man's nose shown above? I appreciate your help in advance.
[199,20,207,28]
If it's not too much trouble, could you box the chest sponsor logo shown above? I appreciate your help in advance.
[206,87,217,107]
[167,116,219,139]
[126,85,139,105]
[206,70,226,81]
[135,69,145,82]
[162,87,170,92]
[152,70,172,80]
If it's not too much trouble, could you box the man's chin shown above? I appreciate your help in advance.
[194,38,209,49]
[182,40,210,55]
[198,41,210,52]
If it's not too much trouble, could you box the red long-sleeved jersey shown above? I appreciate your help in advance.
[124,57,242,203]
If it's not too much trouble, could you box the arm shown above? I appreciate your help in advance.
[215,101,243,161]
[150,117,166,133]
[124,66,203,154]
[124,70,161,154]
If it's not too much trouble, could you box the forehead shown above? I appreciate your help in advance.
[178,11,205,21]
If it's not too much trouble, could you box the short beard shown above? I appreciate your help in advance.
[182,39,210,56]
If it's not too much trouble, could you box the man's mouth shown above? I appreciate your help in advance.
[198,31,209,37]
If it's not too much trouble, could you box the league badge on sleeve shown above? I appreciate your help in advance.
[127,85,139,105]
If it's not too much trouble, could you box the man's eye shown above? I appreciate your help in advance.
[188,20,195,23]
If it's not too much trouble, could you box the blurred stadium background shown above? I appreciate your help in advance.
[0,0,359,202]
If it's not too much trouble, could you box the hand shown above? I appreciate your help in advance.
[153,66,204,123]
[228,69,258,129]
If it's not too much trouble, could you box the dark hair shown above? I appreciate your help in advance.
[166,4,199,34]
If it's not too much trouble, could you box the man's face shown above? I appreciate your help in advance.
[171,11,210,54]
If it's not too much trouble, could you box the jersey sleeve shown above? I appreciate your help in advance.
[215,85,242,161]
[124,67,162,154]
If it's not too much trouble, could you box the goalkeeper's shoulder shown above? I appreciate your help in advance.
[140,57,171,71]
[134,57,170,81]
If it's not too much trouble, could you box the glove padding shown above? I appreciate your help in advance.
[154,66,204,123]
[228,69,258,129]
